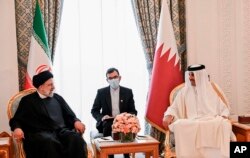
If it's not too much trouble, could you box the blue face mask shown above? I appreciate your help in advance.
[108,78,120,89]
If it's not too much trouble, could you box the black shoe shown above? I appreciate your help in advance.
[108,155,114,158]
[124,153,130,158]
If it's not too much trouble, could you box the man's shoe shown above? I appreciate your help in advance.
[124,153,130,158]
[108,155,114,158]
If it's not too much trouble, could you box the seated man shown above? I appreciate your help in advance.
[91,67,137,158]
[9,70,87,158]
[162,64,232,158]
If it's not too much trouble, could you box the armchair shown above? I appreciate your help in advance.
[7,88,36,158]
[7,88,93,158]
[164,82,230,158]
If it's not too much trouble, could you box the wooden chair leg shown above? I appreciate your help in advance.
[130,153,135,158]
[164,130,176,158]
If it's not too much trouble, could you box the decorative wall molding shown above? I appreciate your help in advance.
[186,0,250,115]
[240,0,250,114]
[218,0,235,113]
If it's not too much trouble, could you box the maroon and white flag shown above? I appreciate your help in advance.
[145,0,183,132]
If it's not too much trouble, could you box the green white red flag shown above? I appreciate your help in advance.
[145,0,183,132]
[24,1,52,89]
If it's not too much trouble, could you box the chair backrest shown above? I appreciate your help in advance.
[7,88,36,158]
[7,88,36,119]
[169,82,229,107]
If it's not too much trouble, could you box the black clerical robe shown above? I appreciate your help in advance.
[9,92,87,158]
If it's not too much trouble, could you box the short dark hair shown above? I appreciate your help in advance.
[106,67,119,77]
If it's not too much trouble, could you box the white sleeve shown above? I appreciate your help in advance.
[164,90,184,119]
[218,98,230,117]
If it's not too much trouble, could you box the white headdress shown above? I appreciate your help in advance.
[184,64,223,117]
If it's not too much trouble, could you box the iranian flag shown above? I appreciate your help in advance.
[145,0,183,132]
[24,1,52,89]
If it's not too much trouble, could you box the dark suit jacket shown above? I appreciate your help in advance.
[9,92,79,134]
[91,86,137,132]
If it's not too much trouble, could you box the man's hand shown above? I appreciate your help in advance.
[74,121,85,134]
[13,128,24,141]
[162,115,174,129]
[101,115,113,121]
[222,116,229,119]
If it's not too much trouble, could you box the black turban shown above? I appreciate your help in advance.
[187,64,205,71]
[32,70,53,88]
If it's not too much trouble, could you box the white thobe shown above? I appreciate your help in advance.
[165,85,231,158]
[165,86,230,120]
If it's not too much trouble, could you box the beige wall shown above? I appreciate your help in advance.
[186,0,250,116]
[0,0,19,133]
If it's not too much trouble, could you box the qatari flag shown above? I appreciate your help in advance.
[145,0,183,132]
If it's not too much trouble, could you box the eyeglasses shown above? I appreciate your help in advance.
[107,75,119,80]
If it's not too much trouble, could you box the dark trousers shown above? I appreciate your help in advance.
[102,120,129,158]
[102,119,113,137]
[23,129,87,158]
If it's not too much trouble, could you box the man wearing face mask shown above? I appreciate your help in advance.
[91,67,137,158]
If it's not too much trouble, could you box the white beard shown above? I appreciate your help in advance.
[48,92,54,97]
[43,90,54,97]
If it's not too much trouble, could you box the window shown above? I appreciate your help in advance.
[54,0,148,142]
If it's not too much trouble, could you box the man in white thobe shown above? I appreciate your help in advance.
[163,64,233,158]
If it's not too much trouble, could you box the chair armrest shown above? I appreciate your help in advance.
[12,137,25,158]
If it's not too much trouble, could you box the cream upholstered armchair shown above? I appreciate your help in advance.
[164,82,230,158]
[7,88,36,158]
[7,88,93,158]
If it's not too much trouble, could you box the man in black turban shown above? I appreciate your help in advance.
[10,70,88,158]
[32,70,54,88]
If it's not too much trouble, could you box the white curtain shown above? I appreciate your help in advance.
[54,0,148,142]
